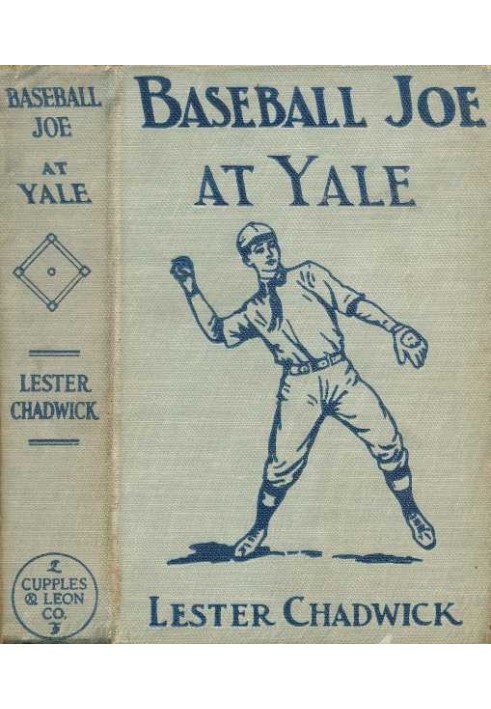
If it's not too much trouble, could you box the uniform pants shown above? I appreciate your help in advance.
[264,358,408,489]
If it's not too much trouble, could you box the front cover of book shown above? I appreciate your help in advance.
[0,66,489,642]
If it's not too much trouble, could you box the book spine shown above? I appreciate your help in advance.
[0,67,117,642]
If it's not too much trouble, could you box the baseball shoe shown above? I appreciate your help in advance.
[234,527,267,559]
[404,508,436,550]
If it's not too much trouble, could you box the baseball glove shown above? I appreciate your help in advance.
[392,324,428,369]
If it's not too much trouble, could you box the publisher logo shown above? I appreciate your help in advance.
[12,552,98,640]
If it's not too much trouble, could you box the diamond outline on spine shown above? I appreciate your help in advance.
[13,233,91,311]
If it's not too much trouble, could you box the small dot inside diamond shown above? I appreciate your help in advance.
[47,267,56,277]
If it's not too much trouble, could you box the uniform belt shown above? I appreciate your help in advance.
[287,352,345,376]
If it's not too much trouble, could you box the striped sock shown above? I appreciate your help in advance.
[253,482,287,531]
[384,468,417,515]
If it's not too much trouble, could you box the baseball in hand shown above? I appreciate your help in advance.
[400,329,420,348]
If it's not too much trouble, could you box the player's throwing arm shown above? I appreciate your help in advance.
[170,256,225,343]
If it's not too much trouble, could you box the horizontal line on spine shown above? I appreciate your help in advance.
[28,350,81,357]
[28,439,80,446]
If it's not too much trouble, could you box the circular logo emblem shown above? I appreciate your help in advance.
[12,552,98,640]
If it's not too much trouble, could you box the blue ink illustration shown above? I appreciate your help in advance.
[333,553,422,565]
[168,542,322,565]
[171,222,436,560]
[13,233,90,311]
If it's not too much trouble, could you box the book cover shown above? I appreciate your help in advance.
[1,66,489,643]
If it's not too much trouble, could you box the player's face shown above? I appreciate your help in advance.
[245,236,281,275]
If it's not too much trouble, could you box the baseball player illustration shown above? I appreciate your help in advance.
[171,222,436,559]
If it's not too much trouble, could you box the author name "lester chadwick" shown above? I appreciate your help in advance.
[148,596,463,629]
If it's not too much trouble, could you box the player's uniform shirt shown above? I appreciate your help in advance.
[222,261,364,366]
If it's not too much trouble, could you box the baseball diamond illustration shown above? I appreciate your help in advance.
[171,222,436,559]
[13,233,90,311]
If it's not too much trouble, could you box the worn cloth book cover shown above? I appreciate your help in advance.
[0,66,489,643]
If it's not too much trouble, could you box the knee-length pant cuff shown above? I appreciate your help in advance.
[376,447,408,474]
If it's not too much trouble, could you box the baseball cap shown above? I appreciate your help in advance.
[236,222,276,254]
